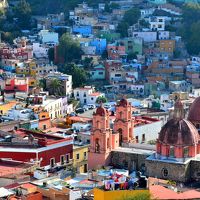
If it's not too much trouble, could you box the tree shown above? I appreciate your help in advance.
[117,8,141,38]
[120,191,151,200]
[61,63,89,88]
[117,21,129,38]
[57,33,83,64]
[123,8,141,26]
[127,52,137,61]
[13,0,32,29]
[96,96,107,104]
[49,78,63,96]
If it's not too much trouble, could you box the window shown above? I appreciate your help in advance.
[98,72,103,75]
[136,136,139,143]
[76,153,80,160]
[142,134,145,142]
[66,154,69,163]
[60,155,65,165]
[169,146,174,157]
[91,97,93,100]
[84,152,87,159]
[50,158,55,168]
[162,168,168,177]
[183,147,189,158]
[43,125,47,130]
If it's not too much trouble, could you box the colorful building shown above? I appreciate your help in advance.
[90,65,106,80]
[73,144,89,173]
[88,99,134,169]
[0,129,73,168]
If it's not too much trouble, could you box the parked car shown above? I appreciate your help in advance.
[104,104,111,110]
[83,105,89,111]
[75,108,85,114]
[87,104,96,110]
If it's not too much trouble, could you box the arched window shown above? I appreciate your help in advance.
[107,138,110,149]
[118,128,123,146]
[96,121,100,129]
[95,138,100,153]
[119,111,123,119]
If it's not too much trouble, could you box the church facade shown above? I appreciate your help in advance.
[88,97,200,183]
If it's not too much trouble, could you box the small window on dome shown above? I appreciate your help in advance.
[169,146,174,157]
[184,147,189,158]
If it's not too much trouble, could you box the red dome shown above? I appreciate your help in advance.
[188,97,200,123]
[96,106,107,116]
[158,119,199,146]
[119,98,129,107]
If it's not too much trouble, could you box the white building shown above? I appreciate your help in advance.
[132,31,157,42]
[45,72,73,97]
[158,31,170,40]
[38,30,59,45]
[74,86,104,105]
[32,42,49,58]
[149,16,165,31]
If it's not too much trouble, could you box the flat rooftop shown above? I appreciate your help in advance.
[113,146,155,155]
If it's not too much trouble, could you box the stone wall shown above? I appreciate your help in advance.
[190,160,200,181]
[145,159,191,183]
[111,150,149,172]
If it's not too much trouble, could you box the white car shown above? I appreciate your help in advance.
[87,104,96,109]
[83,105,89,111]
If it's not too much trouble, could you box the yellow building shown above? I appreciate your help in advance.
[28,77,37,88]
[16,60,36,76]
[73,144,89,173]
[159,39,175,53]
[0,101,17,115]
[94,188,150,200]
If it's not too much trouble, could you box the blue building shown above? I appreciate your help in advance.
[2,66,16,73]
[73,25,92,36]
[89,38,107,55]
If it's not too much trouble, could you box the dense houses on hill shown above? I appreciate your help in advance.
[1,0,200,199]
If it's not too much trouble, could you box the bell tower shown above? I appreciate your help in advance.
[113,98,134,145]
[88,105,119,169]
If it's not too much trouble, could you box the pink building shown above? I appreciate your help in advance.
[88,98,134,169]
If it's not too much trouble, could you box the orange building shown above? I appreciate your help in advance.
[159,39,175,53]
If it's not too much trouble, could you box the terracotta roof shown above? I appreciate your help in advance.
[150,185,200,200]
[89,92,102,97]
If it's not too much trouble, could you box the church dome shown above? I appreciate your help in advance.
[119,98,129,107]
[188,97,200,123]
[158,119,199,146]
[96,106,108,116]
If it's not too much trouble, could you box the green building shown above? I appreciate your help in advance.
[118,37,143,55]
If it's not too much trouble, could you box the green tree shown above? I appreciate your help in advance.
[96,96,107,104]
[117,8,141,38]
[61,63,88,88]
[49,78,63,96]
[117,21,129,38]
[123,8,141,26]
[57,33,83,64]
[13,0,32,29]
[127,52,137,61]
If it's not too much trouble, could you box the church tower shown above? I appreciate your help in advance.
[88,105,119,169]
[113,98,134,145]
